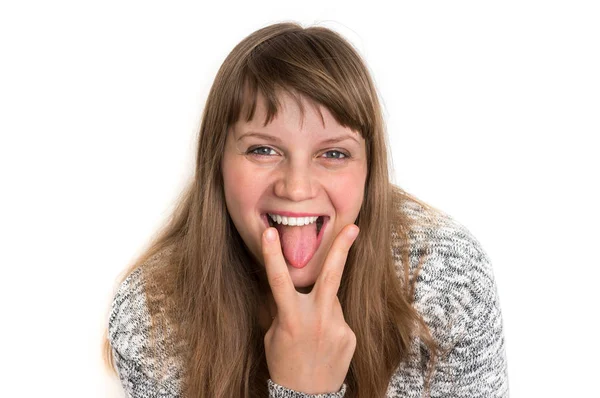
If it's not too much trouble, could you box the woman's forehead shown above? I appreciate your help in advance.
[238,89,327,129]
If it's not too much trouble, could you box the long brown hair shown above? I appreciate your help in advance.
[104,22,444,397]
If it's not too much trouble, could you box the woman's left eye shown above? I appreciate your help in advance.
[248,146,277,156]
[322,150,349,160]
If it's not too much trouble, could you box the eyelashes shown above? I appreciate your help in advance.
[248,146,277,157]
[246,146,350,161]
[321,150,349,160]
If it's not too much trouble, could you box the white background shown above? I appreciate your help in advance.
[1,1,598,397]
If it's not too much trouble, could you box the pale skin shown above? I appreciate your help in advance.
[221,90,367,393]
[222,91,367,292]
[262,223,359,394]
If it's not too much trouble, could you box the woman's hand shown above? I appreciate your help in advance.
[261,224,359,395]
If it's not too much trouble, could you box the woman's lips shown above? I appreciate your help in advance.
[264,210,325,217]
[261,213,329,249]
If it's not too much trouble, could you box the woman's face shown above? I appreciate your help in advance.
[221,91,367,291]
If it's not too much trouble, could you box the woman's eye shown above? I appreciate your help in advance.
[247,146,277,156]
[322,150,349,160]
[247,147,349,161]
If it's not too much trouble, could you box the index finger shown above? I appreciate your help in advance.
[313,224,359,305]
[261,227,297,316]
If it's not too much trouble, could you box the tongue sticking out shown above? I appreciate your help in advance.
[274,222,318,269]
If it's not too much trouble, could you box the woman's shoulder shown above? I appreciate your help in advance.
[391,195,509,395]
[108,266,149,365]
[395,196,501,346]
[107,246,182,385]
[395,196,489,261]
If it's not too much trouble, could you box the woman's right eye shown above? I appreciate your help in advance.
[247,146,277,157]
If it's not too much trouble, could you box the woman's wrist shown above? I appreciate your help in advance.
[267,379,347,398]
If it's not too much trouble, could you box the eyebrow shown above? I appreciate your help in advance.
[237,132,360,145]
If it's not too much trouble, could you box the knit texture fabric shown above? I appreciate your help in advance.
[108,199,509,397]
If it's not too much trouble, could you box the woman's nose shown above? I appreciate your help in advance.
[273,162,316,201]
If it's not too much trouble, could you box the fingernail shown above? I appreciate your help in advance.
[265,228,276,242]
[347,226,359,240]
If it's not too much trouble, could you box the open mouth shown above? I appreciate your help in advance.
[261,214,329,239]
[261,213,329,269]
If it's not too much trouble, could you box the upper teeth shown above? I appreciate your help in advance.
[268,214,319,226]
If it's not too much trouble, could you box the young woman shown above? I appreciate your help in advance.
[104,22,509,397]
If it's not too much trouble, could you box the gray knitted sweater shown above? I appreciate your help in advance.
[108,200,509,397]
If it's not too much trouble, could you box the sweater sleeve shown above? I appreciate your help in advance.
[108,268,181,398]
[268,379,347,397]
[446,243,509,397]
[418,228,510,397]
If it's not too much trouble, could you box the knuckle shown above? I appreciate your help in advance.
[322,270,343,286]
[283,318,299,334]
[347,332,357,350]
[343,330,356,350]
[264,330,272,344]
[334,325,355,342]
[335,326,350,340]
[269,272,289,288]
[347,329,357,345]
